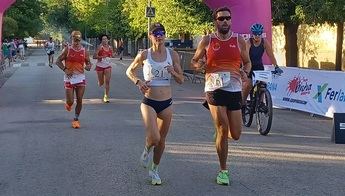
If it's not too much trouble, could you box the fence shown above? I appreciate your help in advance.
[0,52,10,75]
[176,49,205,83]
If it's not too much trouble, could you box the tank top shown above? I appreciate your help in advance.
[46,42,55,51]
[143,48,172,87]
[205,33,242,92]
[65,46,85,74]
[97,45,113,67]
[249,38,265,69]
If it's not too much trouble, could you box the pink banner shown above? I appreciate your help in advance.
[204,0,272,64]
[0,0,16,50]
[0,0,15,12]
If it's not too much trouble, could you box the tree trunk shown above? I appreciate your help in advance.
[335,22,344,71]
[284,23,299,67]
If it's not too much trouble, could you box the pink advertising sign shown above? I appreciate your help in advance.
[0,0,16,12]
[204,0,273,64]
[0,0,16,49]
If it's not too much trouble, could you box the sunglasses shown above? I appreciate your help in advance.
[152,30,165,37]
[216,16,231,21]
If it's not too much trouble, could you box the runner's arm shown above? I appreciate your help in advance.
[263,39,278,66]
[191,35,209,69]
[170,50,184,84]
[55,47,68,72]
[239,36,251,75]
[126,50,146,85]
[84,51,92,71]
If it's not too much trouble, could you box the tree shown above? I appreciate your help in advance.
[303,0,345,70]
[2,17,18,38]
[122,0,212,39]
[272,0,304,67]
[4,0,46,37]
[272,0,345,69]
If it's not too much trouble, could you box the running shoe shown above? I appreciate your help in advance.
[216,170,230,185]
[65,103,72,112]
[103,95,110,103]
[140,147,152,168]
[72,120,80,129]
[149,165,162,185]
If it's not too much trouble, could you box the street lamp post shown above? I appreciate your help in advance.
[105,0,109,35]
[147,0,152,48]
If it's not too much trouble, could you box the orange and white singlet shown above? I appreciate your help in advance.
[205,32,242,92]
[64,46,86,84]
[97,45,113,68]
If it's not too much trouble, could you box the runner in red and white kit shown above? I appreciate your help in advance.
[191,7,251,185]
[56,31,92,128]
[94,34,114,103]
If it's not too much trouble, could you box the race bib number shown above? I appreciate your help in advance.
[151,66,170,80]
[101,57,111,64]
[205,72,231,90]
[69,74,85,84]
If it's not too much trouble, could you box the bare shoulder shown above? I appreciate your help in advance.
[200,35,210,45]
[133,49,147,62]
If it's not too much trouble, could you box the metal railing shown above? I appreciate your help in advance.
[176,49,205,83]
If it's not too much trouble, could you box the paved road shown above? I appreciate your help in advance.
[0,49,344,196]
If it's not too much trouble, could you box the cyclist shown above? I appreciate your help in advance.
[242,23,282,108]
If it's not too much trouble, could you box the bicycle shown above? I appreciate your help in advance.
[242,67,283,135]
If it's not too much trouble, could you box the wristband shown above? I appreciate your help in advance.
[135,79,140,85]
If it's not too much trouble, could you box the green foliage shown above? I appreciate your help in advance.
[4,0,46,37]
[11,0,212,39]
[123,0,213,38]
[2,17,18,38]
[272,0,345,25]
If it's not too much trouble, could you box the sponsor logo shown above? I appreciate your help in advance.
[229,44,236,48]
[267,82,277,92]
[282,97,307,105]
[286,75,312,96]
[313,83,328,103]
[313,84,345,103]
[212,43,220,51]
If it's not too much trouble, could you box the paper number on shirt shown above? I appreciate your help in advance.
[151,67,169,79]
[205,72,231,90]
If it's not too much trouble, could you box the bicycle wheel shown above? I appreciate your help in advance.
[242,92,254,127]
[256,90,273,135]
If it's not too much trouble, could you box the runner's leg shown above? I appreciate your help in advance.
[104,68,112,98]
[208,104,229,170]
[75,86,85,120]
[153,106,172,165]
[227,110,242,140]
[97,70,105,87]
[141,103,160,148]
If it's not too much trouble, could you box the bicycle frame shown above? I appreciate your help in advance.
[243,70,274,135]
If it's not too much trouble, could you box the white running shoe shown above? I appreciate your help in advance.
[140,147,152,168]
[149,166,162,185]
